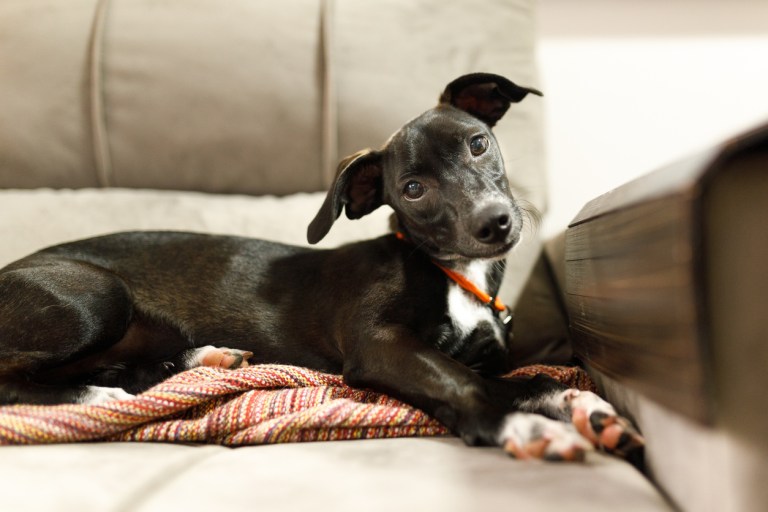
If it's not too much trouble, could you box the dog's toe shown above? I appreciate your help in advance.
[498,412,593,462]
[600,417,645,456]
[562,390,645,458]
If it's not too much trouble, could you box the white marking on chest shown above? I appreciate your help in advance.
[445,260,504,344]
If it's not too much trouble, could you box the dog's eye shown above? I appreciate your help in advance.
[403,181,425,200]
[469,135,489,156]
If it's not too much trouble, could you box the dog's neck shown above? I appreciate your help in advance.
[392,228,509,322]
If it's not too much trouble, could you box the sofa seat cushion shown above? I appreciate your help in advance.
[0,440,670,512]
[0,188,391,268]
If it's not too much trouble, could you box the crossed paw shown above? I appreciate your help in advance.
[498,389,645,462]
[562,389,645,458]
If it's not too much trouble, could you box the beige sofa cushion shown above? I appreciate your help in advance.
[102,0,325,194]
[0,188,392,268]
[0,0,324,194]
[0,440,671,512]
[0,0,101,189]
[0,0,544,205]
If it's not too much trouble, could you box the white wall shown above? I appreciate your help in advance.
[537,0,768,236]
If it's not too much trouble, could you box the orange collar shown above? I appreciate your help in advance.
[395,232,512,325]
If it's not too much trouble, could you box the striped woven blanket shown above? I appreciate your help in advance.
[0,364,596,446]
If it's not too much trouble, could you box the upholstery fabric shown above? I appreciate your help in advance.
[0,0,324,194]
[0,188,391,267]
[0,439,672,512]
[0,0,544,201]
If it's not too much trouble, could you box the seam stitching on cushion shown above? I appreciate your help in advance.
[88,0,114,188]
[320,0,338,188]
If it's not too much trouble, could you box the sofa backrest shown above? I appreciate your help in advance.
[0,0,543,205]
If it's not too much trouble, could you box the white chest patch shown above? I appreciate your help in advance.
[446,261,504,345]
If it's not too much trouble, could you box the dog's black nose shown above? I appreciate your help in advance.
[472,204,514,244]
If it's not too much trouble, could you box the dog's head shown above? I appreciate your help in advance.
[307,73,541,261]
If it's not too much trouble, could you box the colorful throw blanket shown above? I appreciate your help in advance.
[0,364,596,446]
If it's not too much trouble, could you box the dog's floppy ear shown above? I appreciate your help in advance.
[439,73,542,127]
[307,149,383,244]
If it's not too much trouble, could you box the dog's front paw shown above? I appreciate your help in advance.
[558,390,645,458]
[194,346,253,369]
[497,412,594,462]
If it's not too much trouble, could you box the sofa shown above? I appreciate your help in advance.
[0,1,671,510]
[558,122,768,512]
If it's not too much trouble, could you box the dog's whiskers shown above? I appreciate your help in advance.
[517,199,541,236]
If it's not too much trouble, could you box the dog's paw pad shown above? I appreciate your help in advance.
[498,412,593,462]
[598,417,645,456]
[198,347,253,369]
[564,390,645,456]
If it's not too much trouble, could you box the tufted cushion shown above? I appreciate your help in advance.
[0,0,544,204]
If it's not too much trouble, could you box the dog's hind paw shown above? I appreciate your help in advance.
[193,346,253,370]
[80,386,135,405]
[558,389,645,458]
[498,412,594,462]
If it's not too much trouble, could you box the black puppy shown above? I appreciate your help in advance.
[0,73,642,460]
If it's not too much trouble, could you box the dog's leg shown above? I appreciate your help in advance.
[344,327,642,461]
[512,379,645,459]
[343,327,506,446]
[496,412,593,461]
[342,326,579,453]
[486,374,595,461]
[0,259,135,405]
[0,381,134,405]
